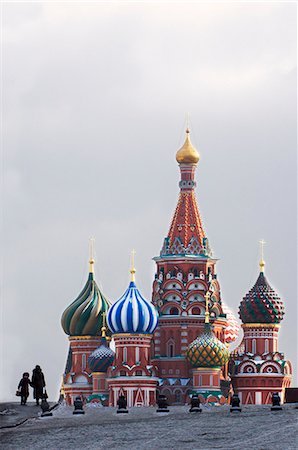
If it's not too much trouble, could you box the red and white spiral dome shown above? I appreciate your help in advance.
[222,303,240,345]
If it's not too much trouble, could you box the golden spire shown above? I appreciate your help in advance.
[60,376,65,396]
[204,291,210,324]
[259,239,266,273]
[89,237,95,273]
[101,312,107,338]
[130,249,136,282]
[176,127,200,164]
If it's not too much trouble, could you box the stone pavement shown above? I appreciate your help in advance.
[0,403,297,450]
[0,402,56,428]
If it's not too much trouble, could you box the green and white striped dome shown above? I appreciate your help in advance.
[61,262,110,336]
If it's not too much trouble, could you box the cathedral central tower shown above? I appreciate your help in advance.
[151,129,233,404]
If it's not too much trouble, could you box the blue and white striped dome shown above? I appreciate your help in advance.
[107,281,158,334]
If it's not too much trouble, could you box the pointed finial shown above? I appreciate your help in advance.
[130,249,136,282]
[204,291,210,324]
[89,237,95,273]
[60,376,65,395]
[186,112,190,133]
[259,239,266,273]
[101,312,107,338]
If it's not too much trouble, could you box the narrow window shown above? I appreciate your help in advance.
[82,354,86,370]
[169,344,174,357]
[135,347,140,363]
[252,339,256,354]
[123,347,127,363]
[167,340,175,357]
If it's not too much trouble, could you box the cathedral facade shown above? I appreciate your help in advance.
[60,128,291,406]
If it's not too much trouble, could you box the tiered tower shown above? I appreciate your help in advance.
[230,245,292,404]
[107,256,159,407]
[186,292,230,404]
[151,129,230,404]
[61,249,110,405]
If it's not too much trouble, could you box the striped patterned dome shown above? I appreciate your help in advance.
[88,337,115,373]
[107,281,159,335]
[239,271,284,324]
[222,303,240,344]
[187,323,230,368]
[61,269,110,336]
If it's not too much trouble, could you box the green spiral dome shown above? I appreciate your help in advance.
[187,323,230,368]
[61,272,110,336]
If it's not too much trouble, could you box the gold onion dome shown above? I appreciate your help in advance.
[187,323,230,368]
[176,128,200,164]
[186,293,229,368]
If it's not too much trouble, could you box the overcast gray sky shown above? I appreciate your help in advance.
[1,2,297,401]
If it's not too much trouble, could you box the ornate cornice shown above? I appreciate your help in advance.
[242,323,280,329]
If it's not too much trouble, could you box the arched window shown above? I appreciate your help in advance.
[120,370,126,376]
[265,339,269,353]
[123,347,127,363]
[252,339,256,354]
[135,370,142,376]
[82,354,86,370]
[135,347,140,363]
[192,307,200,315]
[167,339,175,357]
[170,307,179,315]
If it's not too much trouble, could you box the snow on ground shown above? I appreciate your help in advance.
[0,403,297,450]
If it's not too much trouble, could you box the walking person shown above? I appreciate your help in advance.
[17,372,31,405]
[31,365,46,406]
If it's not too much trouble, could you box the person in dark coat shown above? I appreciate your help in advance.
[31,365,46,405]
[18,372,31,405]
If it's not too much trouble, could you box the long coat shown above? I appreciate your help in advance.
[18,377,30,398]
[31,368,45,399]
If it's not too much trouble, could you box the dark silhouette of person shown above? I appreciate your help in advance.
[31,365,46,406]
[18,372,31,405]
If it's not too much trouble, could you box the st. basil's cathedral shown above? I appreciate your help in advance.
[60,128,292,407]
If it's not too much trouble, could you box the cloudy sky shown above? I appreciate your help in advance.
[1,2,297,401]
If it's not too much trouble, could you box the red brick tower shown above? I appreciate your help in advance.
[230,244,292,404]
[151,129,230,404]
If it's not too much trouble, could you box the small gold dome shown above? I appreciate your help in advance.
[259,259,265,273]
[176,128,200,164]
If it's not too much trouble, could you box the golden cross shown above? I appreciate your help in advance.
[186,112,190,132]
[89,237,95,273]
[259,239,266,273]
[89,237,95,259]
[204,291,210,324]
[101,312,107,337]
[259,239,266,261]
[130,249,136,281]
